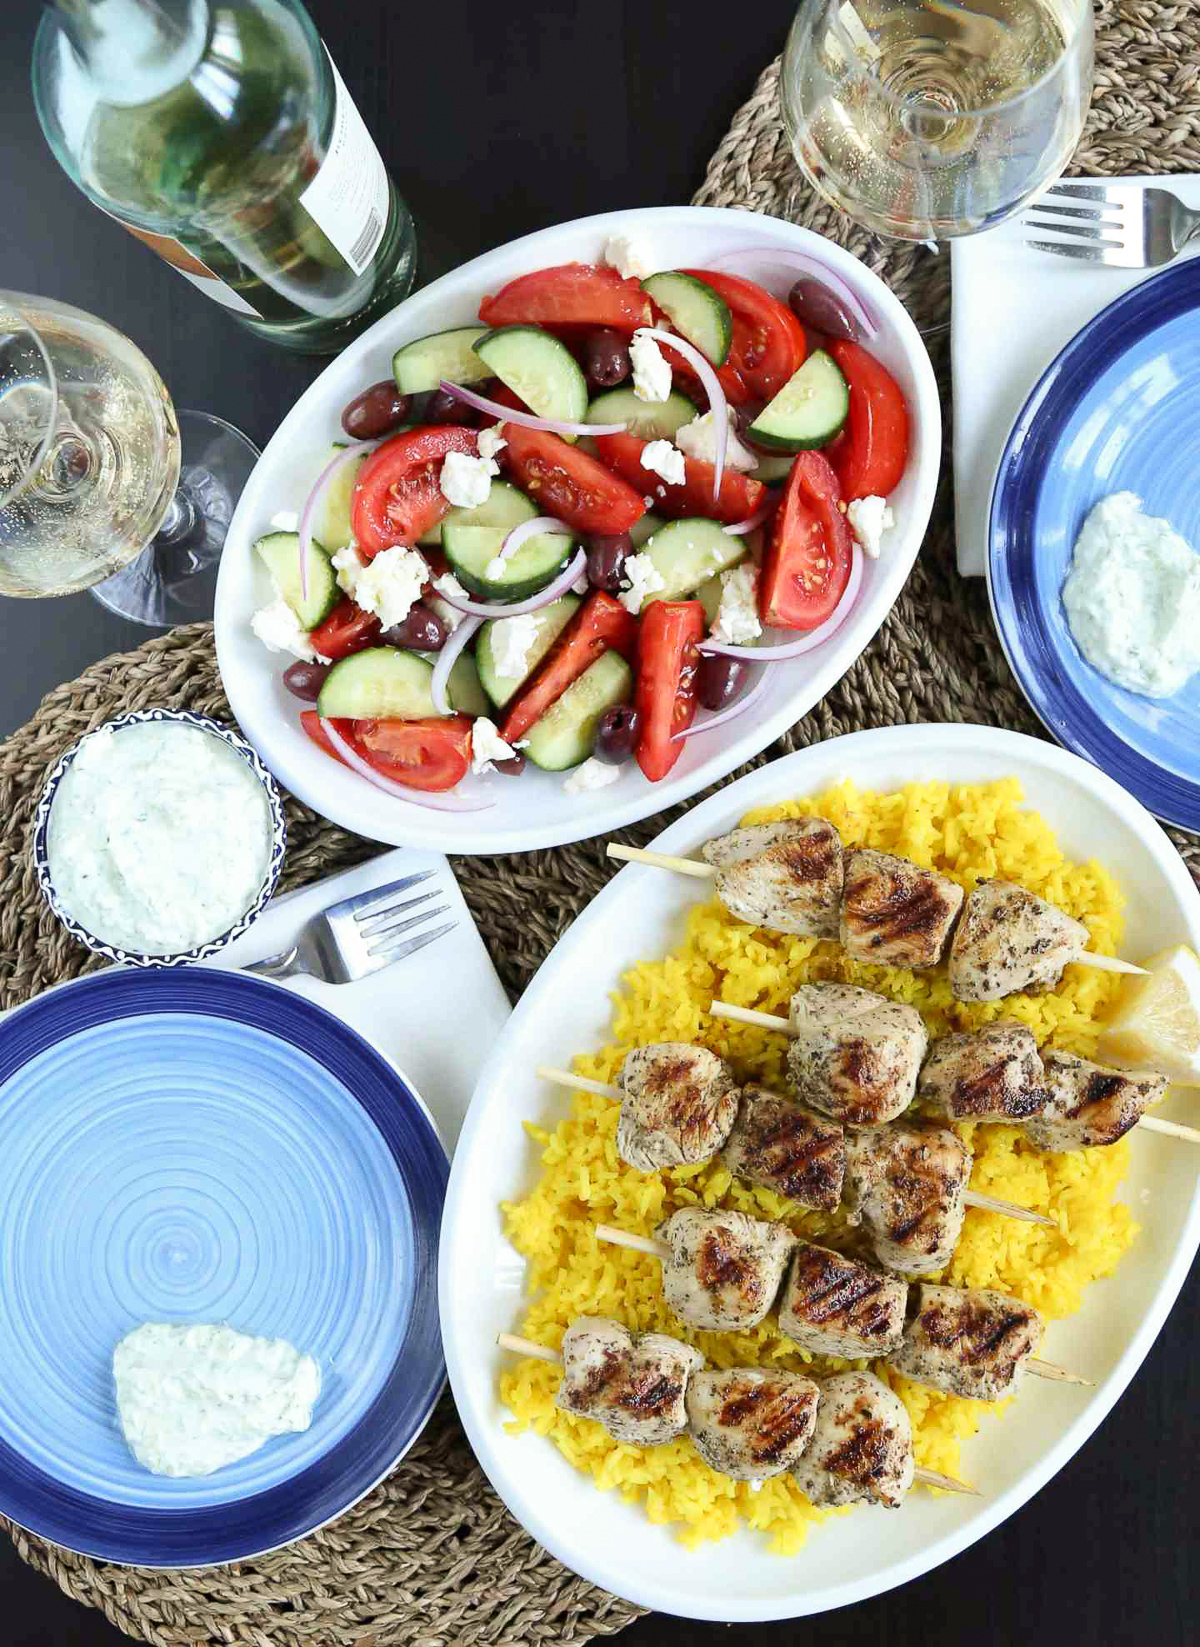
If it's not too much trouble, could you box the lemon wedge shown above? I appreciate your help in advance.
[1097,943,1200,1085]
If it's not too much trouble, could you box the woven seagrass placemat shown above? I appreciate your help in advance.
[4,4,1200,1641]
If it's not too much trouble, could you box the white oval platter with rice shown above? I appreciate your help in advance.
[439,723,1200,1622]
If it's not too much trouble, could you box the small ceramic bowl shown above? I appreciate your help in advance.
[33,708,287,968]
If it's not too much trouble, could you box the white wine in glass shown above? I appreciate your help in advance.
[781,0,1094,241]
[0,292,257,622]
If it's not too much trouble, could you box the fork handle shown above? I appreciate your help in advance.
[244,945,307,981]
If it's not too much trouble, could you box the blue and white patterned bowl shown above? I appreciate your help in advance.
[33,709,287,968]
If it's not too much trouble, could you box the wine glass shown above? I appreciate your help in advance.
[0,290,258,623]
[780,0,1094,241]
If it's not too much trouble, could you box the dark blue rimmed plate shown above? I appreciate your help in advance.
[988,256,1200,831]
[0,968,447,1567]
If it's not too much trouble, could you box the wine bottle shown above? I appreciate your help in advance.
[33,0,417,354]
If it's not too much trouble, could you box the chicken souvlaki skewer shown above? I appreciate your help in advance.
[605,824,1146,993]
[496,1321,978,1502]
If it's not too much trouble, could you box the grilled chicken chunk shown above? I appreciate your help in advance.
[787,983,928,1128]
[655,1207,795,1332]
[792,1370,915,1509]
[720,1085,846,1212]
[686,1367,820,1480]
[918,1022,1048,1124]
[701,819,844,938]
[840,849,965,971]
[556,1317,703,1446]
[887,1283,1044,1402]
[777,1239,908,1359]
[842,1124,970,1275]
[1024,1051,1167,1152]
[617,1043,739,1172]
[948,880,1090,1002]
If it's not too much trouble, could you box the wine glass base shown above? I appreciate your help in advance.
[91,409,260,627]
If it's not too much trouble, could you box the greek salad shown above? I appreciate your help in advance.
[249,236,910,810]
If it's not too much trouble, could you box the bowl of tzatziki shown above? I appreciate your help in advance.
[33,709,286,966]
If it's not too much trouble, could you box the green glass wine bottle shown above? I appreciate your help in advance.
[33,0,417,354]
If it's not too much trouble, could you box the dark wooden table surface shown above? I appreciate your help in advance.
[2,1,1197,1642]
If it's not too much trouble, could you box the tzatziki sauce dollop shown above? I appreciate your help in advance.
[113,1322,321,1478]
[46,720,273,954]
[1061,491,1200,699]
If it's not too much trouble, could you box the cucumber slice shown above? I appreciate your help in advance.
[443,522,573,601]
[696,568,763,637]
[474,326,587,442]
[524,650,634,772]
[416,648,490,717]
[749,448,796,485]
[629,512,664,549]
[316,647,436,720]
[254,531,338,629]
[392,326,490,395]
[586,388,696,443]
[748,350,850,452]
[641,272,732,367]
[476,595,580,708]
[634,517,747,611]
[419,477,536,549]
[316,444,366,548]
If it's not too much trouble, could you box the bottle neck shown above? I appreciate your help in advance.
[53,0,209,105]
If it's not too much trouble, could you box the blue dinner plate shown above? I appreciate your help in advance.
[989,257,1200,830]
[0,968,447,1566]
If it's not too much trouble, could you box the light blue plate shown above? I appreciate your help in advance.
[0,968,447,1566]
[989,257,1200,830]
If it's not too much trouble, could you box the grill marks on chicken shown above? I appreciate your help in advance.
[949,880,1090,1002]
[887,1283,1044,1402]
[556,1317,703,1445]
[702,819,844,938]
[787,984,929,1128]
[843,1124,970,1275]
[686,1368,820,1480]
[617,1043,739,1171]
[720,1086,846,1211]
[778,1240,908,1358]
[791,1371,915,1510]
[655,1207,795,1332]
[1024,1051,1167,1152]
[840,849,966,971]
[918,1021,1048,1123]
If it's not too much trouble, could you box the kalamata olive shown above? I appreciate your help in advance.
[341,380,411,440]
[585,329,632,391]
[491,752,527,777]
[593,704,641,764]
[732,400,765,436]
[282,660,330,702]
[788,278,861,343]
[586,531,633,594]
[698,653,749,711]
[422,387,485,427]
[380,602,448,652]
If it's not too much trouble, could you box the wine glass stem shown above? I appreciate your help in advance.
[155,486,199,547]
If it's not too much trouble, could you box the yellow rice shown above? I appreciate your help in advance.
[500,778,1139,1552]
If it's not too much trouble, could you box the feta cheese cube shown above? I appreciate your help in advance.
[674,409,757,473]
[440,446,498,509]
[331,544,427,630]
[470,716,517,774]
[604,233,654,281]
[489,612,541,680]
[251,598,320,662]
[484,555,510,582]
[641,438,686,486]
[476,424,507,462]
[563,756,621,795]
[619,550,667,615]
[430,571,469,633]
[711,563,762,645]
[630,331,673,404]
[845,494,896,559]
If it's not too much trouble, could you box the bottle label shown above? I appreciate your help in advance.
[299,54,391,277]
[104,215,264,318]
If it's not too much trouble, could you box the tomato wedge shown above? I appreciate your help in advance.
[354,716,473,791]
[826,341,909,502]
[634,600,705,783]
[668,270,806,406]
[308,597,381,661]
[590,431,765,526]
[500,421,646,535]
[759,451,854,631]
[301,709,359,761]
[498,590,638,745]
[480,263,652,333]
[352,426,480,557]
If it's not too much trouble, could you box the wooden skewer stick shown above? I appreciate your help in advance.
[707,1001,1200,1150]
[536,1064,1055,1228]
[605,843,1146,978]
[495,1330,980,1496]
[593,1226,1089,1387]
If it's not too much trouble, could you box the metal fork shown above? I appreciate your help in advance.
[1025,181,1200,268]
[245,869,456,984]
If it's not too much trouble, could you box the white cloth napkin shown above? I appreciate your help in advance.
[950,174,1200,576]
[213,849,511,1151]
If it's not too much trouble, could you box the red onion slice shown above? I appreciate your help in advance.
[500,515,574,560]
[724,498,776,536]
[297,442,373,603]
[636,327,727,502]
[318,717,494,811]
[673,665,771,741]
[431,614,482,716]
[706,248,879,341]
[698,546,865,660]
[434,548,587,618]
[439,381,625,438]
